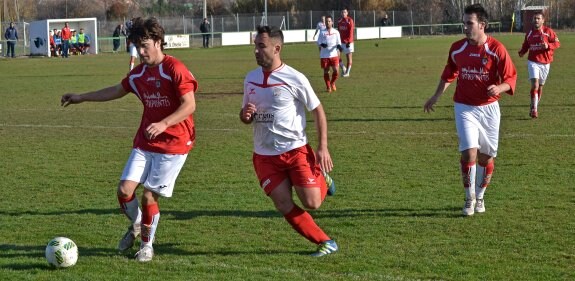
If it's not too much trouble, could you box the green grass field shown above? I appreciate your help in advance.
[0,33,573,281]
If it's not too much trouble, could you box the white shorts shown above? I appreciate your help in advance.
[120,148,188,197]
[454,102,501,157]
[341,42,354,54]
[129,43,139,58]
[527,60,550,85]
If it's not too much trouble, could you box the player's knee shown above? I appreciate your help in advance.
[301,198,322,210]
[117,181,136,198]
[273,199,294,214]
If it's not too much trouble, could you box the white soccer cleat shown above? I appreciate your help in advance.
[118,223,141,251]
[462,198,476,216]
[135,245,154,262]
[475,199,485,213]
[342,71,350,78]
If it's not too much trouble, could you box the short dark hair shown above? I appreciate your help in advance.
[326,15,333,21]
[256,25,284,44]
[533,11,545,18]
[464,3,489,25]
[128,17,166,50]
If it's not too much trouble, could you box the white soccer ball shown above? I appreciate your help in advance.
[45,237,78,268]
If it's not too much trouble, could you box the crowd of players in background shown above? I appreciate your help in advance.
[49,22,91,57]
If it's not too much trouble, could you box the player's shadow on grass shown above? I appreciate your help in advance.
[163,207,462,220]
[312,207,462,218]
[0,207,462,220]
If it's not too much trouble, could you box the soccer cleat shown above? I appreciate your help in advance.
[529,108,538,118]
[342,70,350,78]
[310,240,338,257]
[118,223,141,251]
[331,84,337,92]
[475,199,486,213]
[323,171,336,196]
[326,81,332,93]
[340,65,347,75]
[462,198,476,216]
[135,244,154,262]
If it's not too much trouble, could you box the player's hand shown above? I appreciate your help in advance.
[336,44,343,52]
[518,51,524,57]
[346,43,350,48]
[320,43,327,48]
[486,85,502,97]
[424,95,439,113]
[241,103,257,123]
[543,42,548,49]
[145,121,168,140]
[61,93,82,107]
[315,147,333,173]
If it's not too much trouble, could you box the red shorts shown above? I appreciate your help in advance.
[320,57,339,69]
[252,144,327,198]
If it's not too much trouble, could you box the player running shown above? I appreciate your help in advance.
[337,8,354,77]
[518,11,560,119]
[240,25,337,257]
[424,4,517,216]
[317,15,343,93]
[60,17,198,262]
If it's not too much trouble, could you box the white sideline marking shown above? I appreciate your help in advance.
[0,123,573,137]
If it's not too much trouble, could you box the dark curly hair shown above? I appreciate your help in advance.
[128,17,166,50]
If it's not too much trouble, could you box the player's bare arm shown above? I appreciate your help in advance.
[240,103,257,124]
[486,83,511,97]
[146,91,196,140]
[312,104,333,173]
[61,84,128,107]
[424,80,451,113]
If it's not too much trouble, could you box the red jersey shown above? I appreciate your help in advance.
[337,17,354,44]
[121,55,198,154]
[61,27,71,40]
[518,26,560,64]
[441,36,517,106]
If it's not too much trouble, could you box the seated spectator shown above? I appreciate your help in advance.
[69,30,79,55]
[53,30,62,57]
[78,28,90,54]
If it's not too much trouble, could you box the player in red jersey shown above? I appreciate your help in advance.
[518,11,560,118]
[240,26,337,257]
[337,8,354,77]
[424,4,517,216]
[60,17,198,262]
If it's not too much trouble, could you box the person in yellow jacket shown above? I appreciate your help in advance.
[78,28,91,54]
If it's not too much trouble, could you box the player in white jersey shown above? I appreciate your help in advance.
[312,16,326,41]
[317,16,343,93]
[240,25,337,257]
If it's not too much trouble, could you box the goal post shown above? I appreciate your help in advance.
[29,18,98,57]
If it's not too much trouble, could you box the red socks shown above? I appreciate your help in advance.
[141,203,160,243]
[283,205,329,244]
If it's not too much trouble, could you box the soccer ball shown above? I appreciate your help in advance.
[45,237,78,268]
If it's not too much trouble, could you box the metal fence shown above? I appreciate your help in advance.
[0,8,521,57]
